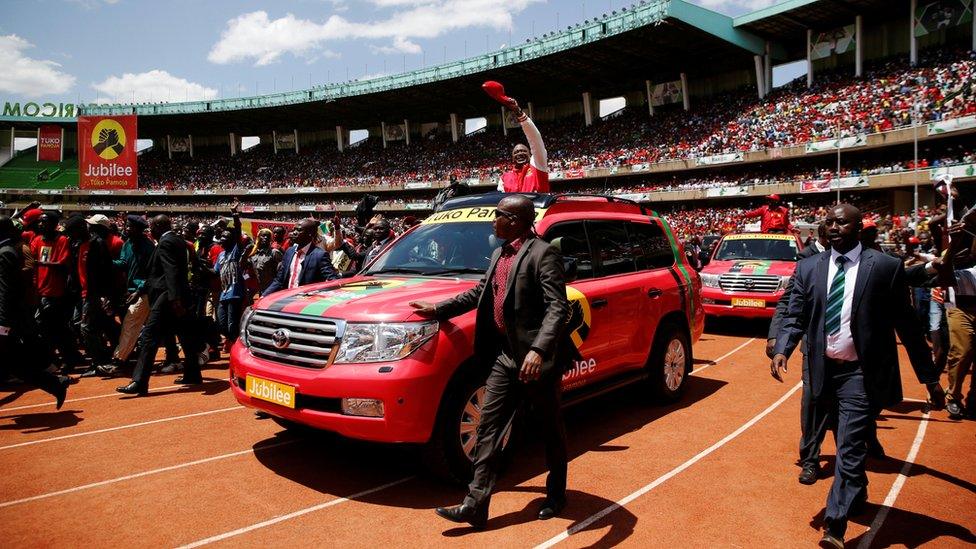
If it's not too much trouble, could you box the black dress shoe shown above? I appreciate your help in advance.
[538,497,566,520]
[946,401,965,420]
[819,532,844,548]
[54,377,69,410]
[174,375,203,385]
[434,503,487,529]
[798,464,818,485]
[116,382,148,395]
[78,368,99,378]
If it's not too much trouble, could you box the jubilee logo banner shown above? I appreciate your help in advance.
[78,115,138,190]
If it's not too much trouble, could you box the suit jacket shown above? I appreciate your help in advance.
[434,236,573,375]
[0,239,29,337]
[264,245,339,295]
[146,232,192,304]
[767,244,825,341]
[774,247,939,409]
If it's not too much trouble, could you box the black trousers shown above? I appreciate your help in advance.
[36,296,83,366]
[463,351,567,511]
[80,300,115,365]
[4,330,63,397]
[799,353,832,467]
[822,359,872,538]
[130,293,201,388]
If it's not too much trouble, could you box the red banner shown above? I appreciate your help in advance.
[37,125,63,162]
[799,179,831,193]
[78,115,138,190]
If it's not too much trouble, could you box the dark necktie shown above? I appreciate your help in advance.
[825,255,849,336]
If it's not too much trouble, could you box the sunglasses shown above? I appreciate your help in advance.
[494,209,519,221]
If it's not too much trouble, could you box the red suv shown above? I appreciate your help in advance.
[230,193,704,481]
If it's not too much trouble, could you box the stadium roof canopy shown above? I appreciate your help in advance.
[734,0,906,57]
[66,0,795,136]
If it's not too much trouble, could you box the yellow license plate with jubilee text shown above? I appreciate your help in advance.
[732,298,765,308]
[246,375,296,409]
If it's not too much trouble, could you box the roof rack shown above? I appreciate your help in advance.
[548,193,651,216]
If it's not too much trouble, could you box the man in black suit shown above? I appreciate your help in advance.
[118,215,202,395]
[771,204,945,548]
[767,222,830,485]
[0,216,69,408]
[263,219,339,295]
[410,194,572,529]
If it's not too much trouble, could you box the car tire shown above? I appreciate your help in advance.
[423,366,518,485]
[647,321,691,403]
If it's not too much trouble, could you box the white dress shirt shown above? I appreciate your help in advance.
[825,243,862,362]
[287,243,312,289]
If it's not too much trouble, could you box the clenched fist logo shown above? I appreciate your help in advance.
[90,119,127,160]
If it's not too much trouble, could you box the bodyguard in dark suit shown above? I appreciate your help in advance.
[766,223,830,485]
[771,204,945,548]
[263,219,339,295]
[410,194,572,529]
[118,215,202,395]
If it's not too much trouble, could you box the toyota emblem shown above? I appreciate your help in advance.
[744,279,754,289]
[271,328,291,349]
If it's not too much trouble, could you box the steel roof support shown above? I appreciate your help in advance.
[855,15,863,77]
[680,72,690,111]
[910,0,917,65]
[645,80,656,116]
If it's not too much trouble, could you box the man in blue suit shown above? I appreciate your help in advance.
[263,219,339,295]
[771,204,945,549]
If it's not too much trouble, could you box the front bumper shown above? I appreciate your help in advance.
[701,287,781,318]
[229,341,449,443]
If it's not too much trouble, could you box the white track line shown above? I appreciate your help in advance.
[175,476,416,548]
[857,410,931,549]
[0,406,242,451]
[1,379,229,412]
[0,439,299,508]
[535,380,803,549]
[693,338,756,375]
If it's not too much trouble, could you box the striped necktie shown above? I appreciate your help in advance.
[825,255,848,336]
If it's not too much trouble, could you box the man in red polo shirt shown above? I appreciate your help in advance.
[744,194,792,233]
[496,98,549,194]
[31,212,84,372]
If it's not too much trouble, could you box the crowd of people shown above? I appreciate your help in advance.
[133,49,975,192]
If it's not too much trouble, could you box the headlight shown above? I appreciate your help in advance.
[777,275,792,292]
[334,321,439,364]
[700,273,720,288]
[239,307,255,348]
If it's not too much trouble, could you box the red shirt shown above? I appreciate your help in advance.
[77,241,90,298]
[491,237,526,334]
[209,243,224,266]
[108,234,124,258]
[502,165,550,193]
[30,234,70,298]
[743,205,791,233]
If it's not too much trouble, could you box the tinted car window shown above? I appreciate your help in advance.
[542,222,594,280]
[588,221,636,277]
[629,221,675,270]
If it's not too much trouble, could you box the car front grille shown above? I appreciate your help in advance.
[718,273,780,294]
[246,310,340,369]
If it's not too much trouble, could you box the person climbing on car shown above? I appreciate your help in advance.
[744,194,792,233]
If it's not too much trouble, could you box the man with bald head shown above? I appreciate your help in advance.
[411,194,572,529]
[771,204,944,548]
[118,214,202,395]
[263,218,339,295]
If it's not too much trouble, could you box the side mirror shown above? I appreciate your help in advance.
[563,257,578,282]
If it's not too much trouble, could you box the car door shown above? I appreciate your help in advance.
[585,220,646,372]
[627,220,684,367]
[541,221,612,389]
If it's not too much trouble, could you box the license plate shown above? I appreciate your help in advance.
[732,298,765,308]
[246,375,296,409]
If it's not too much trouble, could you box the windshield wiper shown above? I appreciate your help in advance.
[368,267,428,275]
[426,267,486,276]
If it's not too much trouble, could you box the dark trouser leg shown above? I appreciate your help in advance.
[526,370,568,501]
[217,299,242,342]
[81,300,113,365]
[163,330,180,363]
[799,354,831,467]
[464,353,519,511]
[8,334,63,396]
[38,296,82,366]
[172,306,201,378]
[824,364,871,539]
[131,294,169,388]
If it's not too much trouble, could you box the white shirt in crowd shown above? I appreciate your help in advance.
[825,243,862,362]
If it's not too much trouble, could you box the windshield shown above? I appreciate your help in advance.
[714,237,798,261]
[365,221,500,275]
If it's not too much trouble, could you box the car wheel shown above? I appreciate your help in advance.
[647,322,691,402]
[423,368,517,484]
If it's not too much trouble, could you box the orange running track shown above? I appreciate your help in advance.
[0,324,973,548]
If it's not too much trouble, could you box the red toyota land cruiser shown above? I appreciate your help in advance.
[230,193,703,481]
[699,232,803,318]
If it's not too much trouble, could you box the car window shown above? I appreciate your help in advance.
[714,237,798,261]
[588,221,636,277]
[542,221,595,280]
[629,221,675,270]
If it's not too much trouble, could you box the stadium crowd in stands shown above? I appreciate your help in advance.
[135,49,975,191]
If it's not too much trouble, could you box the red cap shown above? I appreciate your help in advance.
[767,194,780,201]
[862,219,877,230]
[908,236,921,244]
[21,208,43,226]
